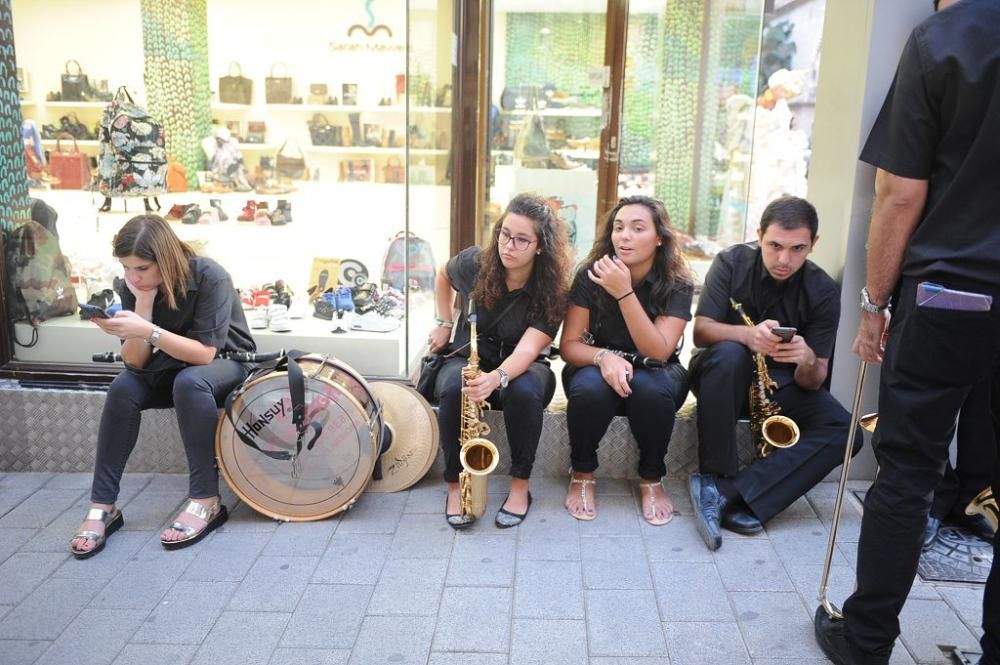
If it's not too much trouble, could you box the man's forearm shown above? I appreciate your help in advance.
[865,169,928,304]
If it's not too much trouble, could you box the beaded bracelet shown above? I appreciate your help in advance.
[435,318,455,329]
[593,348,609,367]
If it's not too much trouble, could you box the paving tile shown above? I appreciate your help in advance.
[433,587,511,652]
[52,532,152,579]
[335,492,406,534]
[427,654,508,665]
[661,477,691,516]
[937,585,986,632]
[786,563,856,613]
[730,591,827,660]
[590,659,668,665]
[19,495,94,553]
[181,531,267,582]
[0,552,68,604]
[347,615,434,665]
[0,489,86,528]
[586,589,666,657]
[228,556,318,612]
[642,516,715,563]
[389,513,454,559]
[144,474,190,492]
[191,610,290,665]
[367,558,447,616]
[35,608,147,665]
[510,618,587,665]
[577,495,641,536]
[130,581,238,644]
[90,539,197,610]
[0,578,105,640]
[281,584,372,649]
[116,490,189,532]
[0,528,35,563]
[898,597,980,663]
[312,533,392,585]
[0,639,51,665]
[447,533,515,587]
[713,540,794,592]
[110,473,156,506]
[513,559,584,619]
[43,472,98,490]
[269,648,350,665]
[650,561,733,622]
[0,485,36,518]
[517,512,581,562]
[402,481,447,514]
[264,520,337,557]
[0,473,54,492]
[582,536,652,589]
[112,643,198,665]
[218,501,281,533]
[765,517,847,566]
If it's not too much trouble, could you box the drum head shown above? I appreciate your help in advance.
[367,382,440,493]
[216,368,379,521]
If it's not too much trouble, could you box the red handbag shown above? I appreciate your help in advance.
[49,133,92,190]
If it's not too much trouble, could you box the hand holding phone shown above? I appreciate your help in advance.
[80,303,111,320]
[771,326,797,343]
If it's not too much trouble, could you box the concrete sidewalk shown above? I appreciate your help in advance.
[0,472,985,665]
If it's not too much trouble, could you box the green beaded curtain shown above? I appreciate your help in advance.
[141,0,211,190]
[0,0,30,234]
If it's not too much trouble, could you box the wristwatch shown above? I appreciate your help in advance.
[860,287,889,314]
[496,368,509,389]
[146,325,162,346]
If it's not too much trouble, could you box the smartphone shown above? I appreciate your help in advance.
[79,303,111,319]
[771,326,797,343]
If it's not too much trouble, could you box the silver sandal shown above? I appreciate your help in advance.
[70,507,124,559]
[566,476,597,521]
[639,480,673,526]
[161,500,228,550]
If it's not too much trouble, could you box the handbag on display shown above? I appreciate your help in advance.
[308,83,328,105]
[513,114,551,163]
[275,141,307,180]
[246,121,266,144]
[61,60,91,101]
[308,114,338,146]
[219,61,253,104]
[49,134,92,190]
[265,63,293,104]
[339,159,371,182]
[382,157,404,184]
[60,113,92,140]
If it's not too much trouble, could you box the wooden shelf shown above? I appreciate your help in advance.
[41,139,99,149]
[213,103,450,114]
[304,145,447,156]
[43,101,107,109]
[501,107,601,118]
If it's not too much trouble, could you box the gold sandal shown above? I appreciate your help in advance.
[161,500,228,550]
[69,507,124,559]
[566,475,597,521]
[640,481,673,527]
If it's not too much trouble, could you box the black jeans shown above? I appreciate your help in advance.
[91,358,249,504]
[434,356,555,483]
[565,362,689,480]
[842,276,1000,665]
[690,341,862,523]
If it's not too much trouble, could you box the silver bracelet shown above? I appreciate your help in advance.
[435,318,455,329]
[593,348,608,367]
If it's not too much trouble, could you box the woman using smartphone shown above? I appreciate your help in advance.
[69,214,255,558]
[560,196,694,525]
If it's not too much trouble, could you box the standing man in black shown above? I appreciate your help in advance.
[688,195,861,550]
[814,2,1000,664]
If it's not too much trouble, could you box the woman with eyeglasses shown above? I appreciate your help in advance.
[560,196,694,526]
[427,193,571,529]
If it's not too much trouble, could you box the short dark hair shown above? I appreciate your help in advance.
[759,195,819,240]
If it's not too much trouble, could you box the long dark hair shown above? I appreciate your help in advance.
[584,195,693,317]
[470,193,571,328]
[112,215,195,310]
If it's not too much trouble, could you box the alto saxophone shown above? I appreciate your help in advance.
[730,298,800,459]
[965,486,1000,533]
[458,303,499,520]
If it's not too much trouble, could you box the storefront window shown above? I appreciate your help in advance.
[7,0,453,378]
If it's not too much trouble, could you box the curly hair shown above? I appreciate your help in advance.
[470,193,571,329]
[112,214,195,310]
[584,195,693,318]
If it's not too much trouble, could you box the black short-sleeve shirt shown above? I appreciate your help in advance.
[569,263,693,355]
[119,256,255,354]
[446,246,558,364]
[695,243,840,367]
[860,0,1000,284]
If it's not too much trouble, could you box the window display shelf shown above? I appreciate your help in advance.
[236,143,278,152]
[501,107,601,118]
[305,146,447,156]
[43,101,108,110]
[213,103,451,114]
[19,100,35,108]
[41,139,100,149]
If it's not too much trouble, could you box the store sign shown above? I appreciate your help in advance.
[330,0,403,53]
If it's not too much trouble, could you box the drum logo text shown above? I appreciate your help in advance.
[241,398,289,441]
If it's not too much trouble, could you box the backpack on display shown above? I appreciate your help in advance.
[5,219,79,335]
[97,87,168,196]
[381,231,436,292]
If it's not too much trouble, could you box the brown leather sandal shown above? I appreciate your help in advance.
[160,500,228,550]
[69,507,124,559]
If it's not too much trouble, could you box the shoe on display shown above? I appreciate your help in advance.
[254,201,271,225]
[334,286,355,313]
[313,298,335,320]
[267,304,292,333]
[252,289,272,308]
[269,207,288,226]
[248,306,269,330]
[350,311,400,333]
[198,208,220,224]
[237,200,256,222]
[165,203,191,220]
[351,282,379,313]
[209,199,229,221]
[239,288,255,310]
[276,199,292,223]
[181,205,202,225]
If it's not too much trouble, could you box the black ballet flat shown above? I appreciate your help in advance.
[446,496,474,530]
[495,492,532,528]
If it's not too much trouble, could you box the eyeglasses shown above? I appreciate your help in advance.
[498,228,537,252]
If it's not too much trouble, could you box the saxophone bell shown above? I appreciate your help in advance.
[761,415,800,453]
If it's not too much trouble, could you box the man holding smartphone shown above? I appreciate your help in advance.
[687,195,863,550]
[815,1,1000,664]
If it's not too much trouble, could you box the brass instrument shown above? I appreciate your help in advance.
[730,298,800,458]
[965,486,1000,533]
[458,302,499,520]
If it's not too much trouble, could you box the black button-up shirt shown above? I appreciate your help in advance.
[695,242,840,368]
[568,263,693,355]
[860,0,1000,286]
[446,246,559,365]
[119,256,255,354]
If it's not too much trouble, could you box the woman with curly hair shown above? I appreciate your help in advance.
[428,193,571,529]
[560,196,694,526]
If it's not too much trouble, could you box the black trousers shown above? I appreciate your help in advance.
[564,363,689,480]
[434,356,555,483]
[91,359,249,504]
[689,341,862,524]
[931,376,995,520]
[842,276,1000,665]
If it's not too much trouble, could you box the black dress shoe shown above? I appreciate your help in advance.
[495,492,532,528]
[813,606,857,665]
[689,473,726,551]
[952,512,996,542]
[722,505,763,535]
[922,515,942,550]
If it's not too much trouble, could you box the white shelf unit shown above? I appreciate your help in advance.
[41,139,100,150]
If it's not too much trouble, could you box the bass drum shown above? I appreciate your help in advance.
[216,354,382,521]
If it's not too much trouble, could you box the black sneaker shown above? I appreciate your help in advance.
[813,606,857,665]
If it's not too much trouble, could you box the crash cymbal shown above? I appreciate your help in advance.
[367,382,439,493]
